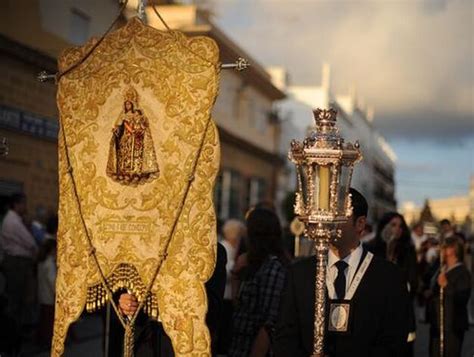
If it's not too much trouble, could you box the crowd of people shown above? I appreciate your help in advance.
[0,193,58,355]
[0,190,472,357]
[116,190,473,357]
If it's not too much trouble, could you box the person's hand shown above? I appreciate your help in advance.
[119,293,138,317]
[437,272,448,288]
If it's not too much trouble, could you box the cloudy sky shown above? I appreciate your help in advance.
[207,0,473,207]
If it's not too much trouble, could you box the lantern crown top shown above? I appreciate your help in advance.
[290,108,362,155]
[313,108,337,132]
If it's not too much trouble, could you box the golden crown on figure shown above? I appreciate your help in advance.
[124,86,139,104]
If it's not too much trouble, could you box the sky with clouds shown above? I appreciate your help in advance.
[205,0,473,206]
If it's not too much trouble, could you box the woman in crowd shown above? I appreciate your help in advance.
[218,219,246,354]
[36,237,57,349]
[229,208,289,357]
[366,212,418,357]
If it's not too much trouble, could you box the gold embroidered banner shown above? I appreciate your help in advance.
[53,17,220,356]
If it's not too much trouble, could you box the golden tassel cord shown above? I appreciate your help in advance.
[124,323,135,357]
[85,263,159,320]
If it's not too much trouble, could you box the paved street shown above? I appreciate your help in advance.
[19,309,474,357]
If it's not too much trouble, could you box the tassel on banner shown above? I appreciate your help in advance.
[123,323,135,357]
[85,263,159,317]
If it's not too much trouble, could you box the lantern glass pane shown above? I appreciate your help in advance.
[312,163,331,211]
[298,165,308,206]
[320,164,331,210]
[337,165,352,213]
[311,164,318,210]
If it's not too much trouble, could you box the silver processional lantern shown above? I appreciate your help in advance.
[288,108,362,356]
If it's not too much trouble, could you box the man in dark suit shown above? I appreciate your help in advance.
[427,235,471,357]
[274,188,410,357]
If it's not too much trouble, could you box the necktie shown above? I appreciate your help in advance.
[334,260,348,299]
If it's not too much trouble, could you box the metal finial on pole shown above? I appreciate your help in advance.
[37,71,57,83]
[221,57,250,71]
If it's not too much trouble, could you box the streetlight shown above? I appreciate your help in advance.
[288,108,362,356]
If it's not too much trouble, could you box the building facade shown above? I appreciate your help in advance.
[401,176,474,235]
[0,0,121,214]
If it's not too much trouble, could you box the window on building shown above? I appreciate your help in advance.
[246,178,254,209]
[229,170,242,218]
[247,99,256,127]
[233,82,247,120]
[232,90,240,119]
[246,177,267,209]
[215,169,242,220]
[0,179,24,198]
[69,8,90,45]
[255,107,267,134]
[237,93,248,122]
[214,80,234,118]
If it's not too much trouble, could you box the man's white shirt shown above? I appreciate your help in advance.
[0,210,38,258]
[326,243,363,300]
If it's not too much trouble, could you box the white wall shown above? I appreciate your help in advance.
[212,70,277,154]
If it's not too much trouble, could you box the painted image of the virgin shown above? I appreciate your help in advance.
[106,87,159,185]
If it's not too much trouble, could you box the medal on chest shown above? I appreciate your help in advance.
[328,300,352,333]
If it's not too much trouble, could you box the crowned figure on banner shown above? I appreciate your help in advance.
[107,86,159,185]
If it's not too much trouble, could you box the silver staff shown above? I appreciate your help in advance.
[289,108,362,356]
